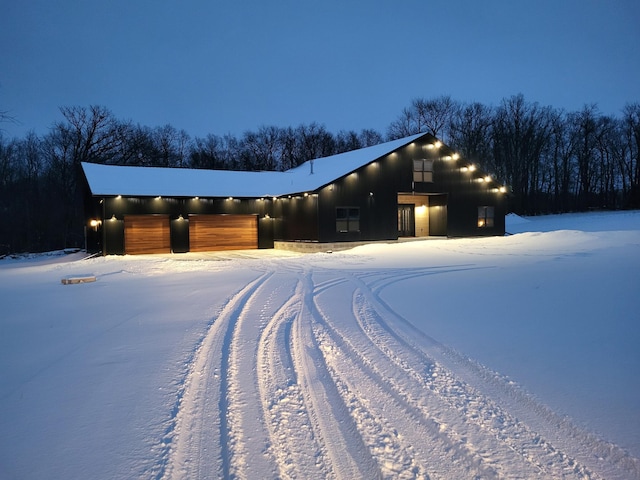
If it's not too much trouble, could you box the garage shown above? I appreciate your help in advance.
[124,215,171,254]
[189,214,258,252]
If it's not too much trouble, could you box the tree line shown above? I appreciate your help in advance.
[388,95,640,215]
[1,95,639,253]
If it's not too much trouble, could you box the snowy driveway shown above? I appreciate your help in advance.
[1,212,639,479]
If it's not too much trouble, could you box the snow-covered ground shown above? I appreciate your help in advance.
[1,211,639,479]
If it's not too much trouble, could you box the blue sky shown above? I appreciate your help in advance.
[1,0,639,139]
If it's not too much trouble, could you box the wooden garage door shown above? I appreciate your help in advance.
[189,215,258,252]
[124,215,171,255]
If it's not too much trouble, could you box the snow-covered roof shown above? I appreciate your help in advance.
[82,133,426,198]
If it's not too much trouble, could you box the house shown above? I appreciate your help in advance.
[81,132,507,255]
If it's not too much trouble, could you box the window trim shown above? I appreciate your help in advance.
[413,158,434,183]
[336,206,360,233]
[477,206,495,228]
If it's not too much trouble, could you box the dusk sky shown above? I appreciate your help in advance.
[1,1,639,140]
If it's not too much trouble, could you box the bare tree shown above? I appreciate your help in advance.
[0,108,18,133]
[413,95,459,141]
[387,107,418,140]
[335,130,362,153]
[568,105,601,210]
[56,105,124,165]
[175,129,192,168]
[548,110,577,212]
[278,127,298,171]
[621,103,640,207]
[491,94,551,213]
[191,134,225,169]
[358,128,383,147]
[387,96,460,141]
[152,124,180,167]
[449,102,493,165]
[594,116,620,208]
[295,123,336,165]
[0,135,19,252]
[241,126,284,171]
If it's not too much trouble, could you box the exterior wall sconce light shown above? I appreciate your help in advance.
[499,186,507,193]
[264,214,270,219]
[115,195,122,199]
[155,196,162,200]
[304,192,309,197]
[110,214,117,221]
[452,153,460,160]
[89,219,102,231]
[227,196,233,201]
[178,214,184,220]
[434,141,442,149]
[194,196,199,200]
[469,165,477,172]
[484,175,492,182]
[369,192,374,197]
[461,166,469,172]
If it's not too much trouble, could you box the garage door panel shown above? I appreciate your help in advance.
[124,215,171,254]
[189,215,257,252]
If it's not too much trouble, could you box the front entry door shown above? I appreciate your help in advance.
[398,204,415,237]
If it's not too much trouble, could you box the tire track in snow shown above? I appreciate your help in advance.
[313,277,506,478]
[161,272,271,480]
[351,268,640,479]
[348,285,564,477]
[310,268,591,477]
[290,270,382,479]
[257,276,329,479]
[160,256,639,479]
[349,270,594,477]
[224,272,284,479]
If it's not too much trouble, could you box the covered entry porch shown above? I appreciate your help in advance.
[397,193,447,238]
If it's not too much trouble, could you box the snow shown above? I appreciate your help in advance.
[81,132,425,198]
[1,211,639,479]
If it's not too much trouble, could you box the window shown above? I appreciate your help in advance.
[413,159,434,183]
[478,206,495,227]
[336,207,360,232]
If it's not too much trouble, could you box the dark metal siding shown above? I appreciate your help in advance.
[312,134,507,240]
[275,194,319,242]
[98,196,275,254]
[85,132,506,253]
[103,217,124,255]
